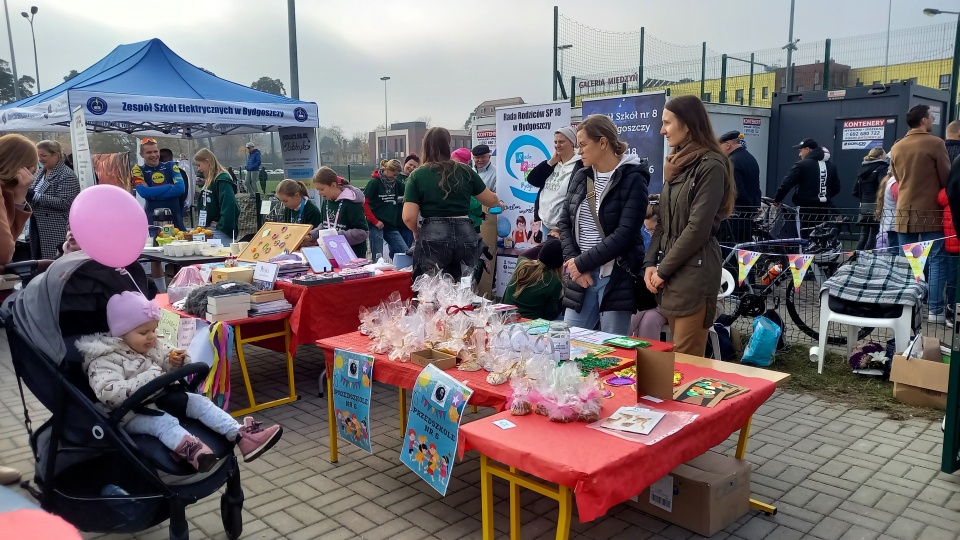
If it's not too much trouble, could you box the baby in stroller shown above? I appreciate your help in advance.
[76,291,282,472]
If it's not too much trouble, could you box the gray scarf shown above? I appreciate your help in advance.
[380,170,396,192]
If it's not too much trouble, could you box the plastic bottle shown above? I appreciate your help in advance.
[548,321,571,362]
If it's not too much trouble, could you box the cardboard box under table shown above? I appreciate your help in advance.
[315,331,675,464]
[456,350,789,540]
[155,294,299,418]
[629,451,751,537]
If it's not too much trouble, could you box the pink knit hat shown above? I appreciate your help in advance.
[107,291,161,337]
[451,148,472,164]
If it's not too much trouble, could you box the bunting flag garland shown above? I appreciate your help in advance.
[736,250,762,285]
[787,254,815,292]
[902,241,933,282]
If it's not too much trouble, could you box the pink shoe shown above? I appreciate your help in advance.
[236,417,283,462]
[173,435,218,472]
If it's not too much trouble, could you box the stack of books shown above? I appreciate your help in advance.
[249,290,293,317]
[206,292,252,323]
[275,259,309,277]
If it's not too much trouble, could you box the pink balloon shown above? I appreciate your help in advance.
[69,185,148,268]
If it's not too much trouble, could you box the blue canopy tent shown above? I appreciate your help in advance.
[0,38,318,137]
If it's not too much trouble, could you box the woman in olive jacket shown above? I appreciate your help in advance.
[643,95,735,356]
[558,114,649,335]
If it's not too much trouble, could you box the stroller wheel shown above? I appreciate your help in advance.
[222,494,243,540]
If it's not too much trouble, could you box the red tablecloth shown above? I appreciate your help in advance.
[277,271,413,350]
[317,331,674,411]
[457,363,776,522]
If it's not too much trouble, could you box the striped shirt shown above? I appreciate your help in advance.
[577,169,612,252]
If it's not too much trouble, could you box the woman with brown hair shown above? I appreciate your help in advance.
[643,95,735,355]
[558,115,649,335]
[402,127,500,281]
[0,134,36,265]
[29,139,80,260]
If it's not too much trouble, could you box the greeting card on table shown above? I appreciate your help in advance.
[400,364,473,495]
[332,349,375,453]
[252,262,280,291]
[673,378,732,408]
[324,234,358,267]
[598,406,665,435]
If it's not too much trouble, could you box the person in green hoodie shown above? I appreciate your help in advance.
[276,179,323,227]
[193,148,240,244]
[364,159,409,261]
[312,167,369,258]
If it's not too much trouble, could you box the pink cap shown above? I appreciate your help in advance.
[451,148,472,164]
[107,291,160,337]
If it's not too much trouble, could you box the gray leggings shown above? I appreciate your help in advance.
[123,393,240,450]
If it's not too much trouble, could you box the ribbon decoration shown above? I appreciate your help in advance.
[787,254,815,292]
[736,250,762,285]
[902,241,934,282]
[445,304,476,316]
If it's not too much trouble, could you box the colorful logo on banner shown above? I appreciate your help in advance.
[902,241,934,282]
[400,364,473,495]
[332,349,374,453]
[737,250,761,285]
[787,254,815,292]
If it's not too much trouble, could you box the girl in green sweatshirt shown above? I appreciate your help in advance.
[313,167,369,258]
[276,179,323,228]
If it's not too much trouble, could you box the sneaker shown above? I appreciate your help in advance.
[173,436,218,473]
[0,465,21,486]
[236,417,283,462]
[948,317,955,329]
[928,312,946,324]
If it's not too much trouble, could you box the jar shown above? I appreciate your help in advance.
[548,322,570,362]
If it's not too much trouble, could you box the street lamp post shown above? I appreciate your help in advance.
[924,8,960,122]
[21,6,38,92]
[380,76,390,161]
[3,0,20,101]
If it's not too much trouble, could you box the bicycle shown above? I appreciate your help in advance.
[719,201,870,346]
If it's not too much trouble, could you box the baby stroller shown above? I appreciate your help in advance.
[0,252,244,540]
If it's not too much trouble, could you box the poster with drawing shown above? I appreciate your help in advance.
[332,349,374,453]
[399,364,473,495]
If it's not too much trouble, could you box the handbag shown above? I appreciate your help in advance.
[585,176,657,311]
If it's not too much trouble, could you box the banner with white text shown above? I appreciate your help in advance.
[581,92,665,193]
[280,127,320,181]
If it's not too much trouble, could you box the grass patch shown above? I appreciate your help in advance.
[772,345,942,421]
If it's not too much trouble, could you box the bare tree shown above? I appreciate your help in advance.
[416,116,432,127]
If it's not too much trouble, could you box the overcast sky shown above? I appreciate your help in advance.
[2,0,957,134]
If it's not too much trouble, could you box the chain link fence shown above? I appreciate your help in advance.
[556,10,957,111]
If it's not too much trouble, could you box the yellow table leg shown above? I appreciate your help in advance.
[327,374,338,463]
[233,325,257,411]
[399,387,408,437]
[735,416,752,459]
[556,484,572,540]
[480,455,495,540]
[284,319,296,401]
[509,466,521,539]
[735,415,778,515]
[472,405,478,413]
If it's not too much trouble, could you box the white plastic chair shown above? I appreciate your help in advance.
[808,289,911,374]
[663,268,736,358]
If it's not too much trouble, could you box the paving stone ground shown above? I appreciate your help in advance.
[2,334,959,540]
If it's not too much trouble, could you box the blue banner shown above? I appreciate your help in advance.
[332,349,374,453]
[400,364,473,495]
[581,92,666,194]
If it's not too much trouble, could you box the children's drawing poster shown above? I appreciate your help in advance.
[332,349,374,453]
[400,364,473,495]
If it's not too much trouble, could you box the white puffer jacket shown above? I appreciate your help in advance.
[76,333,177,410]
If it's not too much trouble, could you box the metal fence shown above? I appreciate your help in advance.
[715,205,957,352]
[555,8,958,111]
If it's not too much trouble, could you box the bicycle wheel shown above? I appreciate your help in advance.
[785,277,874,345]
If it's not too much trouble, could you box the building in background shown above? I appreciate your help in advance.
[367,121,470,163]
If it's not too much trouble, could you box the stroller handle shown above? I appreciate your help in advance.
[108,362,211,424]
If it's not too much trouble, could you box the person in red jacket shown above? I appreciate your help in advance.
[938,188,958,327]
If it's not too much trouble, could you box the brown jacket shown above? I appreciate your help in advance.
[643,151,728,325]
[0,185,31,264]
[889,129,950,233]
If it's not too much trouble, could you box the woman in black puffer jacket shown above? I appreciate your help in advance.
[557,114,649,335]
[853,147,888,251]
